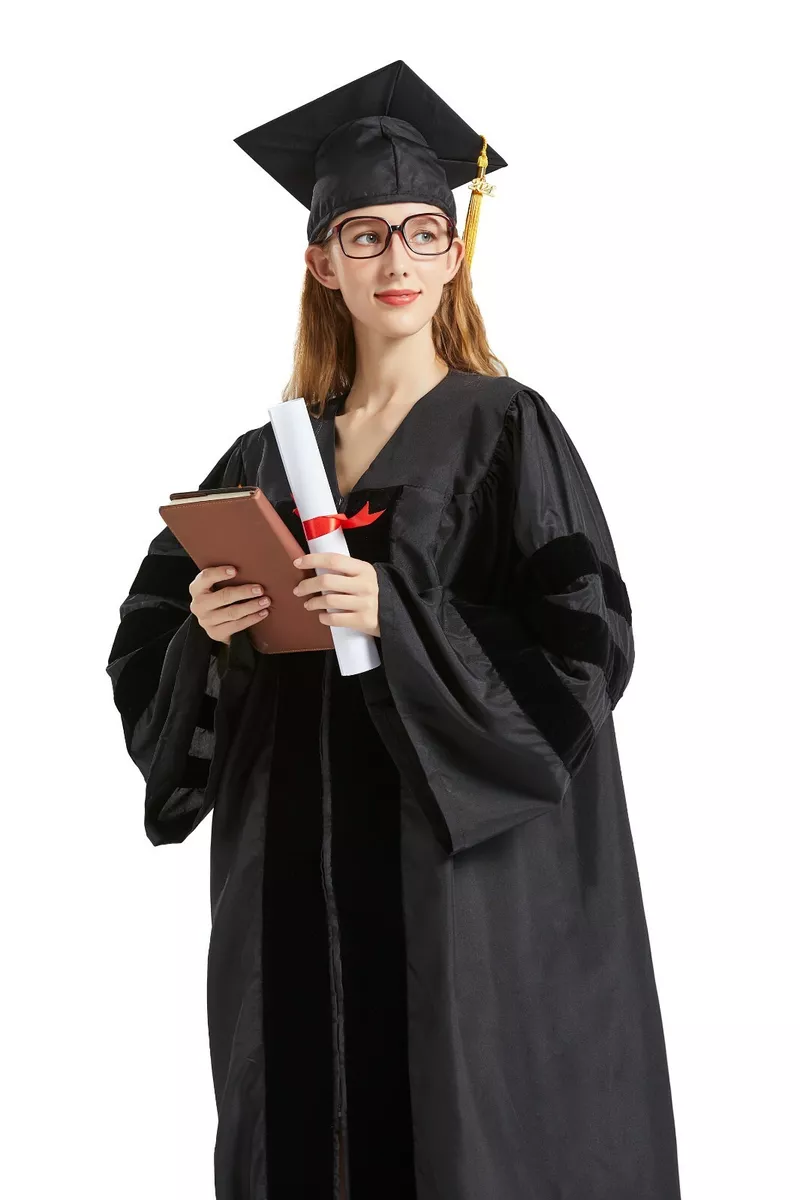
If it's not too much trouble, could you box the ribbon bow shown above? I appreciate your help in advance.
[292,499,385,541]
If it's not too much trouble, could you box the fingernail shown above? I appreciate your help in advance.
[293,559,302,567]
[226,568,236,576]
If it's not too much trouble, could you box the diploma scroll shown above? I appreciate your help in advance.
[267,397,380,677]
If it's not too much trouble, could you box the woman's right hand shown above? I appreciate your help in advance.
[189,565,271,646]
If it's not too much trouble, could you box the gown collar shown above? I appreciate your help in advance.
[316,368,456,506]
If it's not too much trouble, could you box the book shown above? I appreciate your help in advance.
[159,485,333,654]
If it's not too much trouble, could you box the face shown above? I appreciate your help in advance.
[304,202,465,336]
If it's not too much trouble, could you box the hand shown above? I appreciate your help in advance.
[292,553,381,637]
[189,565,271,645]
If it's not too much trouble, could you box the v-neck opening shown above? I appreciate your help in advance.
[329,367,455,503]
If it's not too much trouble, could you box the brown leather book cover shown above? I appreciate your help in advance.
[158,486,334,654]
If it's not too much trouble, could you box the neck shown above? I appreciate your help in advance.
[343,326,447,417]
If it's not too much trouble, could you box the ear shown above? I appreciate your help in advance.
[444,237,466,284]
[305,242,341,291]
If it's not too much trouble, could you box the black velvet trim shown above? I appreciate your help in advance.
[511,532,632,625]
[263,651,333,1196]
[515,595,632,706]
[521,595,612,670]
[329,662,418,1197]
[509,531,632,704]
[112,629,175,734]
[601,561,632,624]
[107,604,184,664]
[196,691,217,733]
[182,753,210,790]
[129,552,197,606]
[452,601,596,775]
[511,531,595,597]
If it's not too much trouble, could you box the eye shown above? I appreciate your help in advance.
[403,215,451,252]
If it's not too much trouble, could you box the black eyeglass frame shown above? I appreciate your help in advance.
[321,212,457,258]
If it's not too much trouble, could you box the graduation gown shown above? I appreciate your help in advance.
[106,368,682,1200]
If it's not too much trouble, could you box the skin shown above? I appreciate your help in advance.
[192,202,465,648]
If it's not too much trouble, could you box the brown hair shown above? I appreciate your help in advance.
[281,248,509,417]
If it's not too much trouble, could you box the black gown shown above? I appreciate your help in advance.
[106,368,683,1200]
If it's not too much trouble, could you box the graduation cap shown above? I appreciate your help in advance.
[233,59,506,270]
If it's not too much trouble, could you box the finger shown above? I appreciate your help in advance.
[317,611,373,628]
[304,594,364,612]
[208,609,271,648]
[189,565,237,597]
[221,607,271,633]
[206,606,271,642]
[294,553,361,575]
[195,582,267,616]
[319,573,363,593]
[317,613,381,638]
[295,573,361,598]
[204,595,271,628]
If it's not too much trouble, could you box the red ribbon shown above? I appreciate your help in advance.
[292,499,385,541]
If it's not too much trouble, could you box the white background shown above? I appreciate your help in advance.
[3,3,797,1197]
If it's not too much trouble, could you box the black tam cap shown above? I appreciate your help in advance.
[233,59,507,266]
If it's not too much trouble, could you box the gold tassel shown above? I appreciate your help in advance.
[461,135,496,272]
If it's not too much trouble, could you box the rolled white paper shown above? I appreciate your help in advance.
[267,397,380,677]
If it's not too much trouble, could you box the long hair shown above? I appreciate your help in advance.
[281,248,508,417]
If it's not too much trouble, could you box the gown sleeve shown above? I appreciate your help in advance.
[371,387,635,856]
[105,434,258,846]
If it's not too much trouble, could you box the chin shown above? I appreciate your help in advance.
[373,299,434,323]
[377,316,431,339]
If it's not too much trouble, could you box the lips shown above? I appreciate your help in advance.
[375,290,421,305]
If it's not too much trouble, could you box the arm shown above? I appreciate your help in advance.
[105,434,258,845]
[370,389,634,856]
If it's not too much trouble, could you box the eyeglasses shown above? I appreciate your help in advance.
[322,212,456,259]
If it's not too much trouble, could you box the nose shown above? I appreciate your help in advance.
[383,226,411,262]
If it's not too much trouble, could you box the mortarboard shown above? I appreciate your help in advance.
[233,59,507,270]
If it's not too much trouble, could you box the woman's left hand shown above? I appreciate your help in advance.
[292,553,380,637]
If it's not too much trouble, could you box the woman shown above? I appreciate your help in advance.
[106,61,682,1200]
